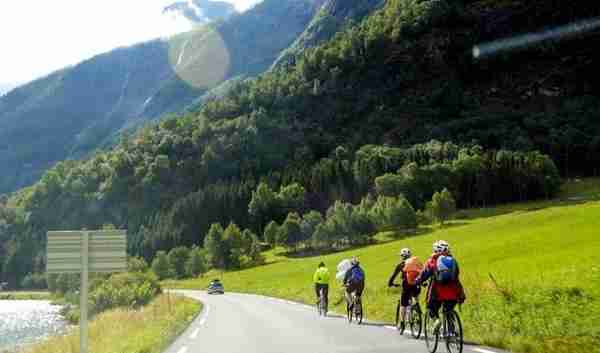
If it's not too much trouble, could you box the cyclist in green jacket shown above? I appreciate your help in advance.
[313,262,330,312]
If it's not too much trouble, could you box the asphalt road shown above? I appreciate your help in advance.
[165,290,506,353]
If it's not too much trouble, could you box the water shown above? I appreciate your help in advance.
[0,301,67,352]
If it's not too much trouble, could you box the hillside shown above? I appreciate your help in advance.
[0,0,337,194]
[168,187,600,353]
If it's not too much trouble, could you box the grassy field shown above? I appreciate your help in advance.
[167,179,600,353]
[23,294,200,353]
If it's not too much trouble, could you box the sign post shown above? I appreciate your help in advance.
[47,230,127,353]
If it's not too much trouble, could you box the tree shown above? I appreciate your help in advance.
[223,222,244,269]
[300,211,324,244]
[279,212,303,251]
[186,247,207,278]
[427,188,456,225]
[151,251,171,280]
[204,223,226,269]
[278,183,306,215]
[167,247,190,279]
[249,182,278,231]
[241,229,256,254]
[248,233,265,265]
[263,221,280,246]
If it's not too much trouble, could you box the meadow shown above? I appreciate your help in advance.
[167,179,600,353]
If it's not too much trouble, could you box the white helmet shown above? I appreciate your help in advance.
[432,241,440,253]
[351,256,359,265]
[400,248,412,259]
[436,240,450,254]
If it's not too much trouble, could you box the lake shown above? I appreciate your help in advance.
[0,300,67,352]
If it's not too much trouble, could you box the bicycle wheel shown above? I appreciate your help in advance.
[395,301,401,329]
[410,303,422,339]
[424,312,439,353]
[355,298,363,325]
[445,310,463,353]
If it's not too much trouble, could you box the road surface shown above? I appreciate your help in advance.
[166,290,506,353]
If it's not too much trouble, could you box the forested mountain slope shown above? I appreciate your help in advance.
[1,0,599,287]
[0,0,333,194]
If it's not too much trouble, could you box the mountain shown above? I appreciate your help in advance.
[163,0,237,24]
[272,0,384,68]
[0,83,17,96]
[0,0,335,194]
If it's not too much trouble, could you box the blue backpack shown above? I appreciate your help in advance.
[436,255,458,284]
[350,266,365,282]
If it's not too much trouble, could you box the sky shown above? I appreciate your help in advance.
[0,0,261,86]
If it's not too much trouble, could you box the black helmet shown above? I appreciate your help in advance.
[318,261,325,267]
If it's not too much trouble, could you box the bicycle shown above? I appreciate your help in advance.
[424,303,463,353]
[345,288,363,324]
[391,284,422,338]
[317,287,327,316]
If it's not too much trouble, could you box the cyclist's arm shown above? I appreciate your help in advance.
[416,265,433,286]
[313,270,319,284]
[387,264,403,287]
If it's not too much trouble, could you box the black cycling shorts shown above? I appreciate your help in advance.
[400,285,421,307]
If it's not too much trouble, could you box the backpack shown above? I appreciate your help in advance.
[404,257,423,285]
[436,255,458,284]
[350,266,365,282]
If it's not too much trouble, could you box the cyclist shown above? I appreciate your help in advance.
[388,248,422,332]
[343,256,365,311]
[416,240,465,331]
[313,262,330,312]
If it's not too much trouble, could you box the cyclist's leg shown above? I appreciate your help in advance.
[314,283,320,303]
[323,284,329,309]
[400,287,411,323]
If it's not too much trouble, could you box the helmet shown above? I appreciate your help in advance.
[432,241,440,253]
[351,256,359,265]
[318,261,325,268]
[437,240,450,254]
[400,248,412,259]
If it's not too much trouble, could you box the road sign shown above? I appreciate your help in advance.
[47,230,127,273]
[46,229,127,353]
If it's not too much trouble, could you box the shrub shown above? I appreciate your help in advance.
[127,257,149,273]
[427,188,456,225]
[21,273,47,290]
[89,272,161,316]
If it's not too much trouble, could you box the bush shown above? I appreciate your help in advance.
[21,273,47,290]
[151,251,171,280]
[89,272,161,316]
[127,257,149,273]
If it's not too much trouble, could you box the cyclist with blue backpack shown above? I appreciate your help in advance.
[343,257,365,311]
[416,240,466,331]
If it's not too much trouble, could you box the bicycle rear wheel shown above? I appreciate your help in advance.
[410,303,422,339]
[355,298,363,325]
[444,310,463,353]
[424,312,439,353]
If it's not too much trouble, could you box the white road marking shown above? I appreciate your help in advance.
[473,348,497,353]
[176,346,188,353]
[189,328,200,339]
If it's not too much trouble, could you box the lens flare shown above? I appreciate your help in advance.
[473,17,600,59]
[169,28,231,89]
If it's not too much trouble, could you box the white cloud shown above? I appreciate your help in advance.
[0,0,261,85]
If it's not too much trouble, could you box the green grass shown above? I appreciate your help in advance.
[167,180,600,353]
[0,292,51,301]
[23,294,201,353]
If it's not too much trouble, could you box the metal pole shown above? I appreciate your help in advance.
[80,231,89,353]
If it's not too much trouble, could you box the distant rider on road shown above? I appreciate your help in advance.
[343,257,365,310]
[313,262,330,312]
